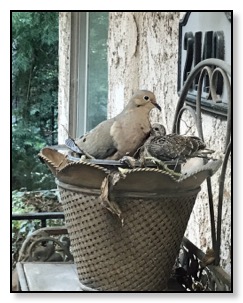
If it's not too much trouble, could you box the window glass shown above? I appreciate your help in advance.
[86,12,108,131]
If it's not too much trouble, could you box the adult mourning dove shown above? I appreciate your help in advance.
[65,90,161,160]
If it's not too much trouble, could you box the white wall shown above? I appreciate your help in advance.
[58,13,71,144]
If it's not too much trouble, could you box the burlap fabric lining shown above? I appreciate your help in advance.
[57,181,199,291]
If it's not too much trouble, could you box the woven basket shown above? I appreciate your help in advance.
[39,147,222,291]
[57,181,199,291]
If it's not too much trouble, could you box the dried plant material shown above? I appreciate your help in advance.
[98,174,124,225]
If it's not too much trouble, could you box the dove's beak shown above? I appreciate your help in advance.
[151,101,161,111]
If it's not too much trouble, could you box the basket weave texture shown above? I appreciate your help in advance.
[58,182,199,291]
[38,147,222,291]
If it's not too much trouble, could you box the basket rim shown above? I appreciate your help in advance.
[56,179,201,198]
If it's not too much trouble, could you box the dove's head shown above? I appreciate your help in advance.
[151,123,166,136]
[128,90,161,111]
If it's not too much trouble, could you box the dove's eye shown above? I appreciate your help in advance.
[143,96,149,101]
[154,127,159,131]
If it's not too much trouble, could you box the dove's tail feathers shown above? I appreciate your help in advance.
[65,138,83,154]
[65,138,95,159]
[192,148,215,158]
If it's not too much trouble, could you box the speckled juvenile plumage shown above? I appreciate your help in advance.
[143,123,208,162]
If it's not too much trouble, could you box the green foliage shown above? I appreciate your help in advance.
[12,190,35,230]
[12,13,61,270]
[12,122,56,190]
[12,12,58,190]
[12,190,41,268]
[12,189,64,268]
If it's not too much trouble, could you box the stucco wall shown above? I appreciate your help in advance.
[107,12,231,274]
[58,12,71,144]
[108,12,184,129]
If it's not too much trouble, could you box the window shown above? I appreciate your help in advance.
[69,12,108,137]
